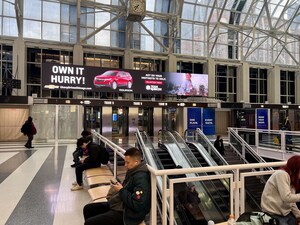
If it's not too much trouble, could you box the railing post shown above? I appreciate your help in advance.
[162,174,168,225]
[281,131,285,152]
[255,129,259,152]
[150,172,157,225]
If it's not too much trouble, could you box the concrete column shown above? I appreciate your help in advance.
[73,44,83,65]
[123,49,133,70]
[73,44,84,98]
[268,65,280,104]
[13,37,26,96]
[296,71,300,104]
[237,62,249,103]
[166,54,177,72]
[204,58,215,98]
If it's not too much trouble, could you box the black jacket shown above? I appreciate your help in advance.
[83,142,101,167]
[109,161,151,225]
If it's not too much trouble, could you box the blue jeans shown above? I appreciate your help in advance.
[272,212,296,225]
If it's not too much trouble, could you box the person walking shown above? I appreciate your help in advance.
[214,135,225,155]
[21,116,37,149]
[83,147,151,225]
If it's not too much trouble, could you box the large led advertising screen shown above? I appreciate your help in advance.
[42,63,208,96]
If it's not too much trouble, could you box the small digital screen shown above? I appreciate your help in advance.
[112,114,118,122]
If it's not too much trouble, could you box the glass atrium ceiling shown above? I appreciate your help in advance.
[9,0,300,65]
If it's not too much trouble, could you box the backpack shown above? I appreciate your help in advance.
[21,122,30,134]
[32,124,37,135]
[99,143,109,165]
[236,212,278,225]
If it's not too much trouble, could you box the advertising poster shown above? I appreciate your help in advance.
[42,63,208,96]
[164,72,208,96]
[202,108,215,135]
[256,108,269,129]
[187,108,201,130]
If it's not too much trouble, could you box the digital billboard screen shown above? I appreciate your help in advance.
[42,63,208,96]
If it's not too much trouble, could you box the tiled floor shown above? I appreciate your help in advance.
[0,139,134,225]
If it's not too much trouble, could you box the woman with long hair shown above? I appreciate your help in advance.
[261,156,300,225]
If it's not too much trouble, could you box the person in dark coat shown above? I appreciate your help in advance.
[70,130,92,168]
[71,137,101,191]
[83,147,151,225]
[214,135,225,155]
[21,116,37,149]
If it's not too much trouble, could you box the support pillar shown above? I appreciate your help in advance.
[268,65,280,104]
[237,62,249,103]
[13,37,26,96]
[204,58,215,98]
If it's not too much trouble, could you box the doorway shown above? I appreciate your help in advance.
[138,107,154,136]
[112,107,128,137]
[84,106,102,134]
[162,107,177,131]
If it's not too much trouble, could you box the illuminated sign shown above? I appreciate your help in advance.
[42,63,208,96]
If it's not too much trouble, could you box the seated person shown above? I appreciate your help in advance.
[83,147,151,225]
[261,155,300,225]
[71,130,92,167]
[71,137,101,191]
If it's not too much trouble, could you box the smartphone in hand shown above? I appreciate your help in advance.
[110,179,117,185]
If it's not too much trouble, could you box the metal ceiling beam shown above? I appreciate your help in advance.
[80,12,125,43]
[138,21,168,52]
[13,0,22,37]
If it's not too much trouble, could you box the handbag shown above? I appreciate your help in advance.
[236,212,278,225]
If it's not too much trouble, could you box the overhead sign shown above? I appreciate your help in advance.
[42,63,208,96]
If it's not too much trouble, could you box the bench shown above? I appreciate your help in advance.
[87,175,115,187]
[85,166,113,178]
[88,185,111,202]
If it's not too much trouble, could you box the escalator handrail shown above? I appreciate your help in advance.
[229,128,273,171]
[195,128,229,166]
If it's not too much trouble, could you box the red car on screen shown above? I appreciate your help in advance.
[93,70,133,90]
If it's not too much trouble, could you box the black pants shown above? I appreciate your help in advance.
[25,134,33,148]
[83,202,123,225]
[75,163,98,185]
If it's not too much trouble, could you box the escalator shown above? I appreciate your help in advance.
[137,129,230,224]
[135,130,198,225]
[186,128,271,212]
[159,130,228,222]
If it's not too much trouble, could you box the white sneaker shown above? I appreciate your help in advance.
[71,184,83,191]
[72,181,77,186]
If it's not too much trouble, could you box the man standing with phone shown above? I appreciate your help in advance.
[83,147,151,225]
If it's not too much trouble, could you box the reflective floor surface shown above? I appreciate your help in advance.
[0,138,135,225]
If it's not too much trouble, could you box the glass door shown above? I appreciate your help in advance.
[84,106,102,134]
[138,107,153,136]
[112,107,128,137]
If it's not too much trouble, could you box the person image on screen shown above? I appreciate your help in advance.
[178,73,195,95]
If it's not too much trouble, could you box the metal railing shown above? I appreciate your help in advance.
[91,130,286,225]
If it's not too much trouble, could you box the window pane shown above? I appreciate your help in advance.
[27,64,41,84]
[61,25,70,42]
[43,22,60,41]
[24,20,41,39]
[3,17,17,36]
[182,3,194,20]
[95,30,110,46]
[3,0,15,16]
[61,4,69,24]
[24,0,41,20]
[43,1,60,22]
